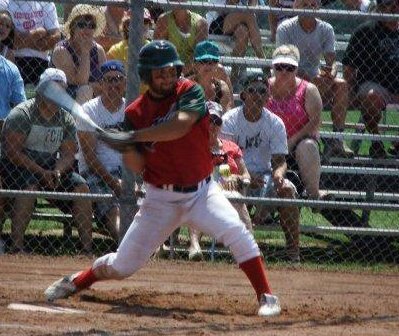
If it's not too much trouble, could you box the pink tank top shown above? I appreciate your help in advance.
[267,80,309,139]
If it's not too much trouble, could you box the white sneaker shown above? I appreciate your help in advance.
[258,293,281,317]
[44,272,80,302]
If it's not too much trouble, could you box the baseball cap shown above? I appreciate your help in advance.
[194,40,220,62]
[272,53,299,67]
[241,73,268,88]
[37,68,67,88]
[100,60,126,78]
[206,101,223,124]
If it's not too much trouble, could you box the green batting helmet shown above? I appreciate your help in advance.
[138,40,184,83]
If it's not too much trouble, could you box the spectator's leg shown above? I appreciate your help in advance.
[188,228,203,261]
[232,202,253,231]
[223,13,265,59]
[10,186,37,252]
[223,20,249,87]
[104,206,120,242]
[314,76,353,158]
[72,184,93,254]
[358,84,386,157]
[294,139,321,199]
[276,182,300,261]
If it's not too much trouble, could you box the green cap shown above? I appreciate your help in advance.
[194,40,220,62]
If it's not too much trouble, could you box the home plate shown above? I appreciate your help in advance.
[8,303,85,314]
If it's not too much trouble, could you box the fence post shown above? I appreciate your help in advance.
[119,0,144,242]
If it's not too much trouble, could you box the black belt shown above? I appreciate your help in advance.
[156,176,211,193]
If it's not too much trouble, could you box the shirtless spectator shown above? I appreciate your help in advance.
[343,0,399,158]
[7,0,61,85]
[276,0,353,158]
[51,4,106,104]
[154,0,208,76]
[206,0,266,87]
[191,40,234,111]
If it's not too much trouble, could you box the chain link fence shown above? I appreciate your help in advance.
[0,0,398,265]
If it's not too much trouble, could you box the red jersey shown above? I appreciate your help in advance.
[125,78,213,186]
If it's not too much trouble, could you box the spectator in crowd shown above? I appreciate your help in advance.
[0,68,92,254]
[154,0,208,76]
[0,9,15,62]
[77,61,127,242]
[0,54,25,128]
[343,0,399,158]
[268,0,371,42]
[206,0,266,87]
[51,4,106,104]
[96,1,125,51]
[188,101,253,260]
[7,0,61,85]
[267,45,323,200]
[276,0,353,158]
[107,8,153,69]
[222,73,301,262]
[190,40,234,111]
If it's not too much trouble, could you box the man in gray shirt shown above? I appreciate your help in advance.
[276,0,353,158]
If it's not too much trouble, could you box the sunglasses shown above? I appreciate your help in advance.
[102,75,125,83]
[198,59,218,65]
[75,20,96,30]
[246,86,268,95]
[274,64,297,72]
[210,115,222,126]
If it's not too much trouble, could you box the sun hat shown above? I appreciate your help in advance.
[194,40,220,62]
[272,53,299,67]
[64,4,106,38]
[37,68,67,88]
[272,45,300,67]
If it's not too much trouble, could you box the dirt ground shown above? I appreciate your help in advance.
[0,255,398,336]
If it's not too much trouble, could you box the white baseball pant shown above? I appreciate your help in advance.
[93,179,260,280]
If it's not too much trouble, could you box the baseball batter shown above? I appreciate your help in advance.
[44,40,281,317]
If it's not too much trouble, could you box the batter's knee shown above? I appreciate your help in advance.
[220,225,260,264]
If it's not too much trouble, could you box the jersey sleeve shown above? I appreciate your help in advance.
[177,83,206,118]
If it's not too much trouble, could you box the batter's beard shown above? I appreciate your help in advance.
[150,82,177,98]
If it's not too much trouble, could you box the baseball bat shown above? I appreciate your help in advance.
[36,80,137,147]
[36,80,103,133]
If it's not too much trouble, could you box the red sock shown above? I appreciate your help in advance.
[239,256,272,301]
[72,267,97,290]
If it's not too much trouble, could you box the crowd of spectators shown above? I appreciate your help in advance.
[0,0,397,257]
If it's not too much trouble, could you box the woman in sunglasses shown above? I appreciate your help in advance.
[188,101,252,261]
[267,44,323,200]
[51,5,107,104]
